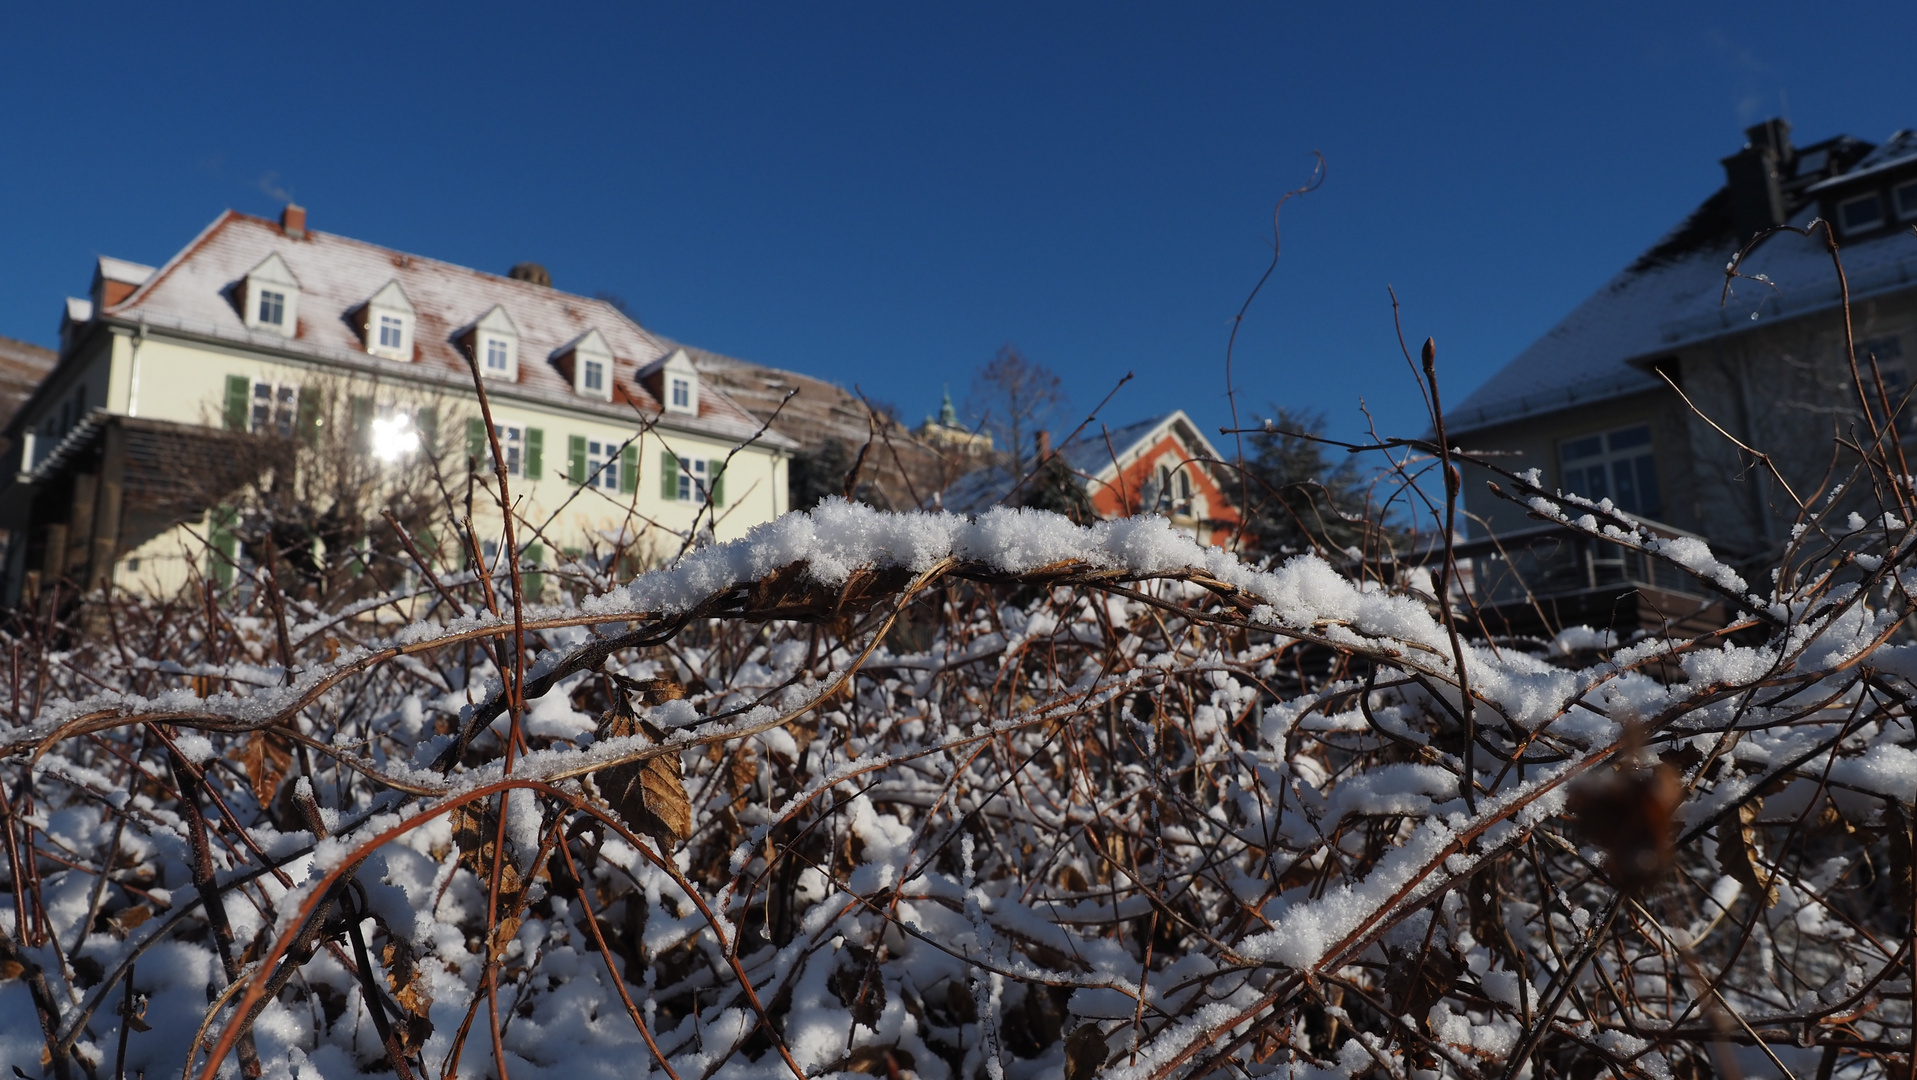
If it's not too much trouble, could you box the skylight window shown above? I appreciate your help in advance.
[1839,192,1885,235]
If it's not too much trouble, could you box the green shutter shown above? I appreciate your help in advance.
[525,428,544,479]
[523,543,544,599]
[568,435,587,485]
[350,396,373,452]
[415,406,437,455]
[223,376,250,431]
[660,451,679,499]
[621,444,638,495]
[296,386,320,444]
[208,507,237,588]
[709,459,723,507]
[467,418,487,464]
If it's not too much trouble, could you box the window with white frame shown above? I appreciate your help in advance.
[494,424,523,476]
[588,439,620,489]
[251,382,299,437]
[670,377,691,410]
[378,314,405,351]
[485,337,511,374]
[1559,424,1661,517]
[1896,179,1917,221]
[1839,192,1885,235]
[584,358,606,393]
[677,457,708,501]
[257,290,286,327]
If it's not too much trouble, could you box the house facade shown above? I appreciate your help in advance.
[0,205,795,604]
[1448,120,1917,634]
[944,411,1244,547]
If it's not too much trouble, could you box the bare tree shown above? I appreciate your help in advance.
[967,344,1064,475]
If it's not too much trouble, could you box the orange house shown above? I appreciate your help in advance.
[943,410,1244,548]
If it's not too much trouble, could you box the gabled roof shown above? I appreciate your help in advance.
[363,279,415,314]
[940,410,1223,513]
[92,211,790,447]
[1450,131,1917,435]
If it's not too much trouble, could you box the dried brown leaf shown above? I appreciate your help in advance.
[595,675,692,849]
[240,729,295,808]
[1065,1024,1110,1080]
[1568,729,1681,896]
[1716,800,1777,907]
[449,800,528,949]
[382,939,435,1054]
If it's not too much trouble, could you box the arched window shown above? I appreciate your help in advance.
[1156,465,1172,510]
[1176,470,1191,502]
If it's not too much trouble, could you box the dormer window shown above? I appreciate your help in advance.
[460,305,520,380]
[552,328,615,401]
[653,348,700,416]
[358,280,416,360]
[241,252,300,337]
[1839,192,1884,235]
[1896,180,1917,221]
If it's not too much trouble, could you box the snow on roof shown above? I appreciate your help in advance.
[95,256,155,286]
[1451,164,1917,435]
[1806,129,1917,192]
[104,211,791,447]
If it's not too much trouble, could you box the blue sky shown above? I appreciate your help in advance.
[3,2,1914,452]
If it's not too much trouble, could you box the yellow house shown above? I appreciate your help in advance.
[1,205,794,603]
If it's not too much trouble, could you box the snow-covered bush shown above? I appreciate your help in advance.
[0,484,1911,1080]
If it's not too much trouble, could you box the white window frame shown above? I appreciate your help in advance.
[493,424,523,476]
[484,336,514,377]
[584,358,605,393]
[587,439,620,490]
[671,377,691,410]
[1839,191,1885,235]
[257,290,286,328]
[677,457,709,502]
[251,381,300,438]
[1895,179,1917,222]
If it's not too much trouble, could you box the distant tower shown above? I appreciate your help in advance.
[917,384,993,453]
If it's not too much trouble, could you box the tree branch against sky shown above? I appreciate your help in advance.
[967,344,1064,475]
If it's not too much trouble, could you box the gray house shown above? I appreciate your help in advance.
[1448,120,1917,636]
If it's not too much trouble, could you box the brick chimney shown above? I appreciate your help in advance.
[1035,430,1051,462]
[1721,119,1794,241]
[280,203,307,240]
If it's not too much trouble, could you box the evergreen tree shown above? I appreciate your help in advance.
[1240,407,1378,556]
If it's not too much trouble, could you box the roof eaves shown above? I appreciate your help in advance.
[94,310,797,449]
